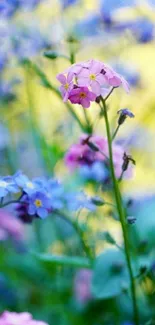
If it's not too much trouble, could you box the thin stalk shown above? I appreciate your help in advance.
[0,199,20,208]
[33,219,45,252]
[23,60,86,132]
[100,97,139,325]
[104,87,115,101]
[70,52,75,65]
[83,107,93,134]
[112,124,120,140]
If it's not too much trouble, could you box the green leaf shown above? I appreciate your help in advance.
[44,51,69,61]
[92,249,130,299]
[35,253,92,269]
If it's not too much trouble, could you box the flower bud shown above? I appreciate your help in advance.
[117,108,135,125]
[91,196,105,206]
[127,216,136,224]
[122,152,136,172]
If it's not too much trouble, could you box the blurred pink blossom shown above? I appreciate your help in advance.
[0,210,24,242]
[65,134,132,178]
[0,311,48,325]
[74,269,92,304]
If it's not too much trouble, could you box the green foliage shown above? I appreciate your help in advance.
[92,249,130,299]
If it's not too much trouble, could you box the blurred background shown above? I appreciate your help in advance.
[1,0,155,324]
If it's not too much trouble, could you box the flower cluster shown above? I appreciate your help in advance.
[57,59,129,108]
[0,171,97,221]
[65,134,132,180]
[0,311,48,325]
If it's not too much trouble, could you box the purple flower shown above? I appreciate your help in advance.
[0,176,19,199]
[74,269,92,304]
[27,191,51,219]
[16,195,33,224]
[0,209,24,242]
[57,72,74,102]
[68,86,96,108]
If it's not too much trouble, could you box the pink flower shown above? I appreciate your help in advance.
[74,269,92,304]
[0,210,24,242]
[77,59,106,96]
[57,72,74,102]
[65,134,133,178]
[0,311,49,325]
[68,86,96,108]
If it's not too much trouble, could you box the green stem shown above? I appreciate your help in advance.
[83,108,93,134]
[100,97,139,325]
[23,60,86,132]
[33,219,45,252]
[70,52,75,64]
[0,200,20,208]
[112,125,120,140]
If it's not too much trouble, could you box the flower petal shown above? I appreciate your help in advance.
[81,98,90,108]
[56,73,66,84]
[37,207,48,219]
[91,81,101,96]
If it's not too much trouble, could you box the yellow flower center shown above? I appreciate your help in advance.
[0,181,7,188]
[89,74,96,80]
[34,199,42,208]
[80,92,86,98]
[64,83,69,90]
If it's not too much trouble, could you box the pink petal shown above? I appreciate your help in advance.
[63,92,69,102]
[67,72,74,83]
[90,60,103,74]
[78,77,89,87]
[121,77,130,93]
[56,73,66,84]
[96,74,106,85]
[81,98,90,108]
[88,91,96,101]
[91,80,101,96]
[108,75,122,87]
[69,94,80,104]
[78,69,90,78]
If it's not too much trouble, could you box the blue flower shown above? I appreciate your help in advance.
[112,63,140,88]
[100,0,135,24]
[66,191,96,212]
[114,18,154,44]
[0,0,18,18]
[117,109,135,118]
[0,176,19,199]
[80,161,108,182]
[74,14,101,38]
[27,191,51,219]
[60,0,78,9]
[117,109,134,125]
[12,24,50,59]
[14,171,39,194]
